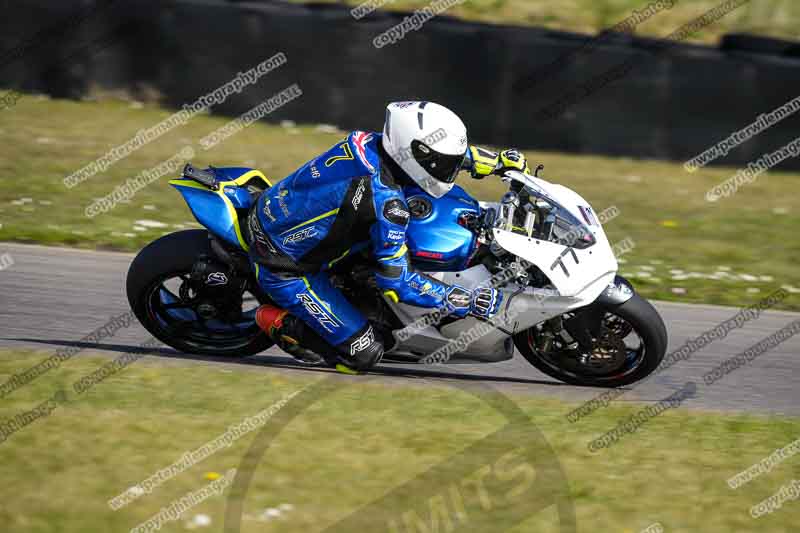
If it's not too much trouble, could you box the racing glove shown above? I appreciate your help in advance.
[465,146,531,179]
[470,287,503,319]
[465,146,500,179]
[499,149,530,174]
[445,286,503,319]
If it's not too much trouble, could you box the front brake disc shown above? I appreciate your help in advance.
[577,331,627,376]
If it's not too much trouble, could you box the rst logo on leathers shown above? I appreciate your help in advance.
[283,226,318,245]
[350,325,375,355]
[296,293,338,333]
[383,199,410,226]
[206,272,228,286]
[352,178,367,210]
[248,210,277,254]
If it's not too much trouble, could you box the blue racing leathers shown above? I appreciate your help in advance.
[246,131,470,360]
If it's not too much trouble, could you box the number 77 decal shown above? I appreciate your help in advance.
[325,143,355,167]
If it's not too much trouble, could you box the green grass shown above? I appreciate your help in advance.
[0,349,798,532]
[291,0,800,44]
[1,93,798,310]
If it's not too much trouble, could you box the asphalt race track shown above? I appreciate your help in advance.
[0,243,797,415]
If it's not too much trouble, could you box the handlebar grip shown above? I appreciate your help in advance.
[183,164,218,189]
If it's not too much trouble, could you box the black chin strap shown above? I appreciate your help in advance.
[377,142,414,188]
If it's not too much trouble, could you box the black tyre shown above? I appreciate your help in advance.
[720,33,798,56]
[514,294,667,388]
[127,230,273,357]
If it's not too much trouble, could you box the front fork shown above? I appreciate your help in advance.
[542,276,635,352]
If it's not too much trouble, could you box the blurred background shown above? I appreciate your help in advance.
[4,0,800,163]
[2,4,800,533]
[0,0,798,308]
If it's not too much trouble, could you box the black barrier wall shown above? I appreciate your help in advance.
[2,0,800,170]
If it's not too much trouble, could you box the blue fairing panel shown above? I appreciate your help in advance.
[216,167,270,209]
[171,183,244,250]
[169,167,271,251]
[403,184,479,271]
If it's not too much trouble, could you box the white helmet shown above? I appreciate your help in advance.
[382,101,468,198]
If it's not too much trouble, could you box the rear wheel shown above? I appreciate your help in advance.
[514,294,667,387]
[126,230,273,357]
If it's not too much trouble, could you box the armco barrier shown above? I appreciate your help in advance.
[2,0,799,169]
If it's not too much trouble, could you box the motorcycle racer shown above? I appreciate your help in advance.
[248,101,529,373]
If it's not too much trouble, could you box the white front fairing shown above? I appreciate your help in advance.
[386,170,618,363]
[491,170,618,299]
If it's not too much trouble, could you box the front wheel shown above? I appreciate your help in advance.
[127,230,274,357]
[514,294,667,388]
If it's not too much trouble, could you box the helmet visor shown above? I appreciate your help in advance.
[411,140,465,184]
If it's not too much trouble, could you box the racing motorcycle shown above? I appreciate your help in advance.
[127,163,667,387]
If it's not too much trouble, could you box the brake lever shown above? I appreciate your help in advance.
[491,160,509,180]
[494,162,544,179]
